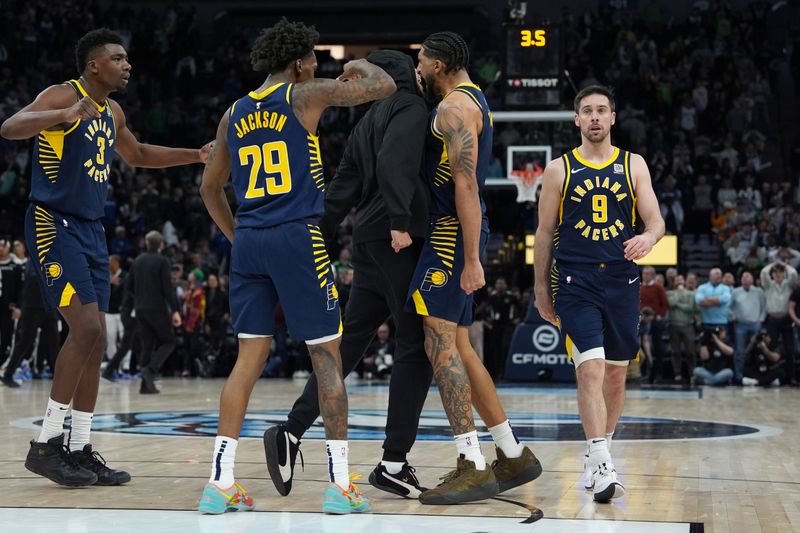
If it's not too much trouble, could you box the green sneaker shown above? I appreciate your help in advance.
[197,482,255,514]
[419,455,499,505]
[492,446,543,493]
[322,482,372,514]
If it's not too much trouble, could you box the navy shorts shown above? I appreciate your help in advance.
[24,204,110,312]
[229,221,341,341]
[406,216,488,326]
[551,260,640,362]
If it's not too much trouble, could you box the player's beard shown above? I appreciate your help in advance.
[583,125,609,144]
[422,73,439,104]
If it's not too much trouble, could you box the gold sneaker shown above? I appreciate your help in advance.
[492,446,543,493]
[419,455,499,505]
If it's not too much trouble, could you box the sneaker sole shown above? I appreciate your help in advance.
[419,481,499,505]
[263,426,291,496]
[24,460,97,487]
[593,482,625,503]
[497,459,543,493]
[368,471,423,499]
[94,472,132,486]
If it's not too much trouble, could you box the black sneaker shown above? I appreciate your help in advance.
[263,425,303,496]
[24,434,97,487]
[71,444,131,485]
[369,462,428,499]
[2,376,20,388]
[101,369,116,382]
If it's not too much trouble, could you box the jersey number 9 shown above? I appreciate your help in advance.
[239,141,293,199]
[592,194,608,223]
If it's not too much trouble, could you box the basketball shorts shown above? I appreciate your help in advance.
[551,259,640,364]
[229,221,342,342]
[406,215,488,326]
[24,203,110,313]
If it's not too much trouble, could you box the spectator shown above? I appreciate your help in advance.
[363,323,395,379]
[486,277,521,379]
[667,275,696,382]
[730,272,766,382]
[182,268,206,377]
[203,274,229,359]
[695,267,732,330]
[741,330,783,387]
[761,261,797,385]
[640,266,668,381]
[105,255,126,363]
[693,327,734,386]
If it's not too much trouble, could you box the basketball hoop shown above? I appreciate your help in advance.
[509,170,541,204]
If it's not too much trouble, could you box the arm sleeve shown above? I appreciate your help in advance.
[375,99,428,231]
[760,264,773,288]
[320,142,362,239]
[787,265,798,284]
[695,286,706,304]
[719,286,732,305]
[758,289,766,323]
[161,259,179,313]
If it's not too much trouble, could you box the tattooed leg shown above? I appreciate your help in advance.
[308,338,348,440]
[423,317,475,435]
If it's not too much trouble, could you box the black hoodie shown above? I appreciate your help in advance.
[320,50,429,243]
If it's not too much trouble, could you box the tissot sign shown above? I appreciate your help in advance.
[505,307,574,382]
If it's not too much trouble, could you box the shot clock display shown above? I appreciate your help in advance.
[504,26,562,108]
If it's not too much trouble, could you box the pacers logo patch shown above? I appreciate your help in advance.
[44,262,63,286]
[326,282,339,311]
[421,268,448,292]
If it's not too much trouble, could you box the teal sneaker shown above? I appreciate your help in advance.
[197,482,255,514]
[322,482,372,514]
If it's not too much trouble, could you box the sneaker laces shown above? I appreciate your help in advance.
[437,468,460,486]
[404,465,421,485]
[343,472,364,499]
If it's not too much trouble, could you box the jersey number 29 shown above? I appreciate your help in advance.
[239,141,292,198]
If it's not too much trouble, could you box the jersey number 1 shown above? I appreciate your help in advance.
[239,141,293,198]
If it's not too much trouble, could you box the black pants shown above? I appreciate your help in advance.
[764,315,796,383]
[137,310,176,374]
[3,307,59,379]
[0,307,14,367]
[285,239,433,461]
[106,313,141,374]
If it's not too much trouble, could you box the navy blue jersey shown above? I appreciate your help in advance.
[424,83,492,224]
[226,82,324,229]
[30,79,116,220]
[553,147,637,264]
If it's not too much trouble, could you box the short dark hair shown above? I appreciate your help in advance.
[250,18,319,73]
[574,85,616,113]
[145,230,163,252]
[422,31,470,73]
[75,28,124,74]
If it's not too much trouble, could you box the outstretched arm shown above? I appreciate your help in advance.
[624,153,665,261]
[436,93,483,294]
[290,58,396,133]
[199,110,235,242]
[110,100,211,168]
[0,85,100,139]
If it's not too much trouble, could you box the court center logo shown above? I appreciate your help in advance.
[10,408,775,442]
[532,325,559,352]
[421,268,448,291]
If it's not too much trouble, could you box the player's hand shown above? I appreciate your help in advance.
[534,286,558,326]
[172,311,182,328]
[199,141,214,164]
[11,308,22,321]
[390,230,411,253]
[623,233,656,261]
[460,258,485,295]
[63,96,101,123]
[337,59,369,81]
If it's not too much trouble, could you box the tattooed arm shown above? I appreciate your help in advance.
[436,93,484,294]
[290,58,396,133]
[199,109,235,242]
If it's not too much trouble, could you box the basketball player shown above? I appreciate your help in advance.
[408,32,542,505]
[197,19,395,514]
[0,28,211,487]
[534,85,664,502]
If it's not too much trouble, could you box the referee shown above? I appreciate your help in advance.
[126,231,181,393]
[264,50,433,498]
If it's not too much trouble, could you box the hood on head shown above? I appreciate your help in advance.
[366,49,418,95]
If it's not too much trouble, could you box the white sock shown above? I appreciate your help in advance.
[455,430,486,470]
[68,409,93,452]
[209,436,237,489]
[37,398,70,443]
[606,431,614,451]
[489,419,524,459]
[326,440,350,491]
[381,460,405,475]
[586,437,612,472]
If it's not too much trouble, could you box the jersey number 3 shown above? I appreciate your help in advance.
[239,141,293,198]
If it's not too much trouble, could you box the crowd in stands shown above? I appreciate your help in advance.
[1,1,798,385]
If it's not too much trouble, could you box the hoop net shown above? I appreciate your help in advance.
[509,169,541,203]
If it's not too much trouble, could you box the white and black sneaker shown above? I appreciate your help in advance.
[368,462,428,499]
[263,425,303,496]
[591,462,625,503]
[583,453,593,490]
